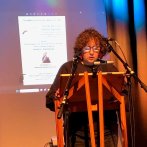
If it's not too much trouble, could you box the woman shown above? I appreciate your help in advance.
[46,28,119,147]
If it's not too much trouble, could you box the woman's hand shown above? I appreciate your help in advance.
[54,88,60,100]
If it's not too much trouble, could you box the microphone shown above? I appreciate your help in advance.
[94,58,114,65]
[103,37,114,41]
[100,37,115,56]
[72,50,81,71]
[73,49,82,59]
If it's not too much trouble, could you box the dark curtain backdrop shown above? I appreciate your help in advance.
[104,0,147,146]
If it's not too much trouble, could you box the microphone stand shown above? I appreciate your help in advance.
[106,42,147,92]
[57,54,79,147]
[106,41,147,147]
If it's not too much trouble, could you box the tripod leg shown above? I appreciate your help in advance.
[64,110,70,147]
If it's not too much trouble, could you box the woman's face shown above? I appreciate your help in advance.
[82,38,100,65]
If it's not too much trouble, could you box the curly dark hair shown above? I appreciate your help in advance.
[74,27,107,58]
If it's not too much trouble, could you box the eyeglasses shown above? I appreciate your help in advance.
[82,46,100,53]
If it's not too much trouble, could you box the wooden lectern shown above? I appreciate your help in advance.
[54,71,128,147]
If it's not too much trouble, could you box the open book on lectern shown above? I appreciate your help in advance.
[59,72,125,106]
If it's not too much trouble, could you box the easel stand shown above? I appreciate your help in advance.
[54,71,128,147]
